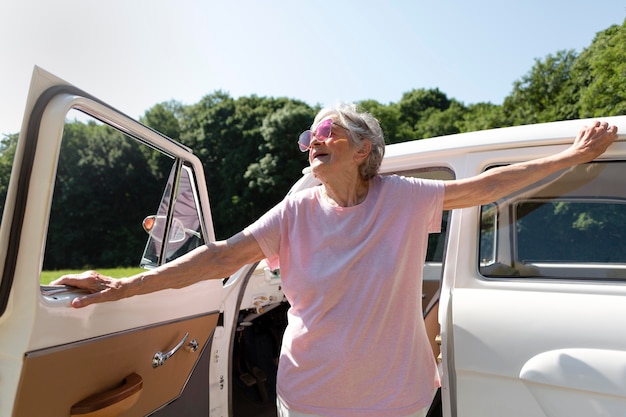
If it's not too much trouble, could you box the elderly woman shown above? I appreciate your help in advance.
[55,103,618,417]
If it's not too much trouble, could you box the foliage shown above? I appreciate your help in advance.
[575,20,626,117]
[140,100,184,140]
[172,93,312,238]
[459,102,506,132]
[43,121,166,269]
[244,103,315,217]
[357,100,403,144]
[414,100,466,139]
[0,133,18,206]
[502,49,580,125]
[397,88,452,140]
[501,20,626,125]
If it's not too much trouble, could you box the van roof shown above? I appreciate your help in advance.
[384,115,626,161]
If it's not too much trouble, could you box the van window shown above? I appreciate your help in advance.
[479,162,626,280]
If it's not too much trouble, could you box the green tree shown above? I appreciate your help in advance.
[177,92,243,238]
[502,49,579,125]
[573,20,626,117]
[458,102,505,132]
[141,100,186,181]
[398,88,452,136]
[414,100,467,139]
[179,92,311,238]
[141,100,184,140]
[0,133,18,218]
[357,100,405,144]
[244,103,314,216]
[44,121,163,269]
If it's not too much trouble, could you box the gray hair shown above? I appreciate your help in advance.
[312,103,385,180]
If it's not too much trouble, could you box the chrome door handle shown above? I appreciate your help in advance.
[153,332,199,368]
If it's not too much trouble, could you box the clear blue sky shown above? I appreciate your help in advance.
[1,0,624,135]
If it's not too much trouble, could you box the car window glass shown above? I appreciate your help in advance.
[140,165,205,268]
[480,162,626,280]
[41,110,174,279]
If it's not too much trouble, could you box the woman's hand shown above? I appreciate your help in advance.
[51,270,126,308]
[567,121,618,164]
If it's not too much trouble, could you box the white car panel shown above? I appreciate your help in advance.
[521,348,626,416]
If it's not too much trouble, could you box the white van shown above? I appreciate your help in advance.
[1,67,625,417]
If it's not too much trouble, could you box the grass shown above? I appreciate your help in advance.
[40,267,146,285]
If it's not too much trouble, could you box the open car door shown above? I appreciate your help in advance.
[0,67,224,417]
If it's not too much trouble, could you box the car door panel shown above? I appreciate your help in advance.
[32,282,223,351]
[520,348,626,417]
[14,313,218,417]
[451,286,626,416]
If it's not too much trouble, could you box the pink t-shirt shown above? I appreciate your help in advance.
[245,175,444,417]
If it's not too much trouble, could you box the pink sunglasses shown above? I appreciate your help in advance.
[298,119,346,152]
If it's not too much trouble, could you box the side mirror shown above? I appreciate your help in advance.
[142,215,186,243]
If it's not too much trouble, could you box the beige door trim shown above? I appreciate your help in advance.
[13,312,219,417]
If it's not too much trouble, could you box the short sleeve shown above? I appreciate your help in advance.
[425,179,445,234]
[396,176,444,234]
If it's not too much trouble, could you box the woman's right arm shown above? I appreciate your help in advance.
[51,230,265,308]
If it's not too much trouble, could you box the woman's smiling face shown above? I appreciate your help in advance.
[308,117,360,180]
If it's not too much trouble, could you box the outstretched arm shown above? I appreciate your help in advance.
[443,121,619,210]
[51,230,265,308]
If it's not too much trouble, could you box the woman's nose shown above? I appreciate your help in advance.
[309,135,323,147]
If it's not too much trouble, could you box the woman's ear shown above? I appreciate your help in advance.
[355,140,372,162]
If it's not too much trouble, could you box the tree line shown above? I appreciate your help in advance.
[0,20,624,269]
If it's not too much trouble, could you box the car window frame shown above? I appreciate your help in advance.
[478,160,626,282]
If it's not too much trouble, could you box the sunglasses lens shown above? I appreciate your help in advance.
[298,131,312,152]
[297,119,334,152]
[316,119,333,140]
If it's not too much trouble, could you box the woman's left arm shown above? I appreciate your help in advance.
[443,121,618,210]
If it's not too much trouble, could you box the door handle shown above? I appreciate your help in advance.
[70,372,143,417]
[153,332,199,368]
